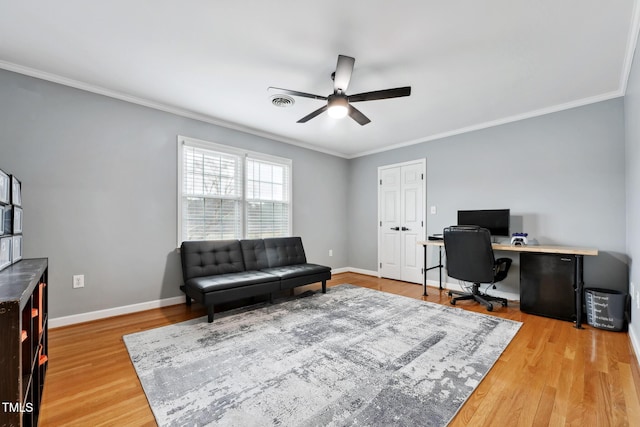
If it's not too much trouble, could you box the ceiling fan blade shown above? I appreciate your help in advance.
[333,55,355,93]
[348,104,371,126]
[268,87,327,100]
[297,105,328,123]
[348,86,412,102]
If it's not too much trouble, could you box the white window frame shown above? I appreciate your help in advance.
[177,135,293,245]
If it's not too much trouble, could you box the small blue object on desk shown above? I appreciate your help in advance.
[510,232,528,246]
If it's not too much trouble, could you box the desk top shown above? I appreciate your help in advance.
[418,240,598,256]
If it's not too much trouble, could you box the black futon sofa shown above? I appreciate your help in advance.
[180,237,331,322]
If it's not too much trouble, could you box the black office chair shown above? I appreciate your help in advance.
[443,225,512,311]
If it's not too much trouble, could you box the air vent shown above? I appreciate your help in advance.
[271,94,295,107]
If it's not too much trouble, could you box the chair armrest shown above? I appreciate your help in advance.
[494,257,512,282]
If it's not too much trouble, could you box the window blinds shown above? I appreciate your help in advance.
[182,145,242,240]
[179,139,291,242]
[246,157,290,239]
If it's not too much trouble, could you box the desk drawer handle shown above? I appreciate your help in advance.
[560,257,572,262]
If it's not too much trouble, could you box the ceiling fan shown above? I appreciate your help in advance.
[269,55,411,126]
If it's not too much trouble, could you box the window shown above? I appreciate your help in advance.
[246,157,290,238]
[178,136,292,244]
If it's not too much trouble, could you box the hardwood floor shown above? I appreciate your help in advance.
[39,273,640,426]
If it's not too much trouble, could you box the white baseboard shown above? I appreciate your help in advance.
[427,279,520,301]
[337,267,379,277]
[49,268,520,328]
[334,269,520,301]
[333,268,522,301]
[630,324,640,366]
[49,267,640,374]
[50,269,360,328]
[49,295,185,328]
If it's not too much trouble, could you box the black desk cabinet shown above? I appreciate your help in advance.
[0,258,48,426]
[520,252,576,322]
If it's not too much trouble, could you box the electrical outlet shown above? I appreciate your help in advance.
[329,249,333,257]
[430,206,437,215]
[73,274,85,289]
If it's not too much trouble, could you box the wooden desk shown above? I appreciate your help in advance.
[418,240,598,328]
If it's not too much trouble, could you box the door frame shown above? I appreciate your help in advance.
[377,158,427,281]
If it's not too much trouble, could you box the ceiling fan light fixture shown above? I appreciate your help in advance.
[327,96,349,119]
[269,55,410,125]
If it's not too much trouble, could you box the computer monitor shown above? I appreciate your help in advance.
[457,209,510,237]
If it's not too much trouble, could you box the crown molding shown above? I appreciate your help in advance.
[0,58,630,161]
[620,0,640,94]
[0,60,349,159]
[348,90,624,159]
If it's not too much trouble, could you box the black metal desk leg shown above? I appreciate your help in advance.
[439,247,443,290]
[423,245,428,296]
[575,255,584,329]
[424,245,446,295]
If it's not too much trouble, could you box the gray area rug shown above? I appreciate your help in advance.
[124,285,522,426]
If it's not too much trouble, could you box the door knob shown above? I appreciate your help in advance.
[401,226,410,231]
[390,227,400,231]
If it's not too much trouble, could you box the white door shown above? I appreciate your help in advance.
[379,167,402,280]
[378,160,426,283]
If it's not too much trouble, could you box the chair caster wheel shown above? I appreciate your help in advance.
[486,303,493,312]
[450,300,456,305]
[448,291,453,297]
[502,301,508,307]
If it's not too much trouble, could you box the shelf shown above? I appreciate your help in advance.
[1,259,48,426]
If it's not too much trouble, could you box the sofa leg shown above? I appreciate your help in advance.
[207,305,214,323]
[185,295,192,306]
[322,280,327,294]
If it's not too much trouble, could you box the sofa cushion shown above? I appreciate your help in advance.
[180,240,245,282]
[260,263,331,280]
[240,239,270,270]
[186,270,279,293]
[264,237,307,267]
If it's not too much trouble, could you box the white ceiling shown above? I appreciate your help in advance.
[1,1,638,158]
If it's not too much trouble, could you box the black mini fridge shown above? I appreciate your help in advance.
[520,252,576,321]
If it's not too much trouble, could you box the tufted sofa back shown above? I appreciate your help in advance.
[264,237,307,267]
[180,240,245,281]
[180,237,310,282]
[240,239,270,270]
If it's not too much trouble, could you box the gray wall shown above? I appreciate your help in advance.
[0,69,349,318]
[348,99,628,297]
[625,31,640,348]
[0,66,630,320]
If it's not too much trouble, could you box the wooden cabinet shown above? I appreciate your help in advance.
[0,258,48,426]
